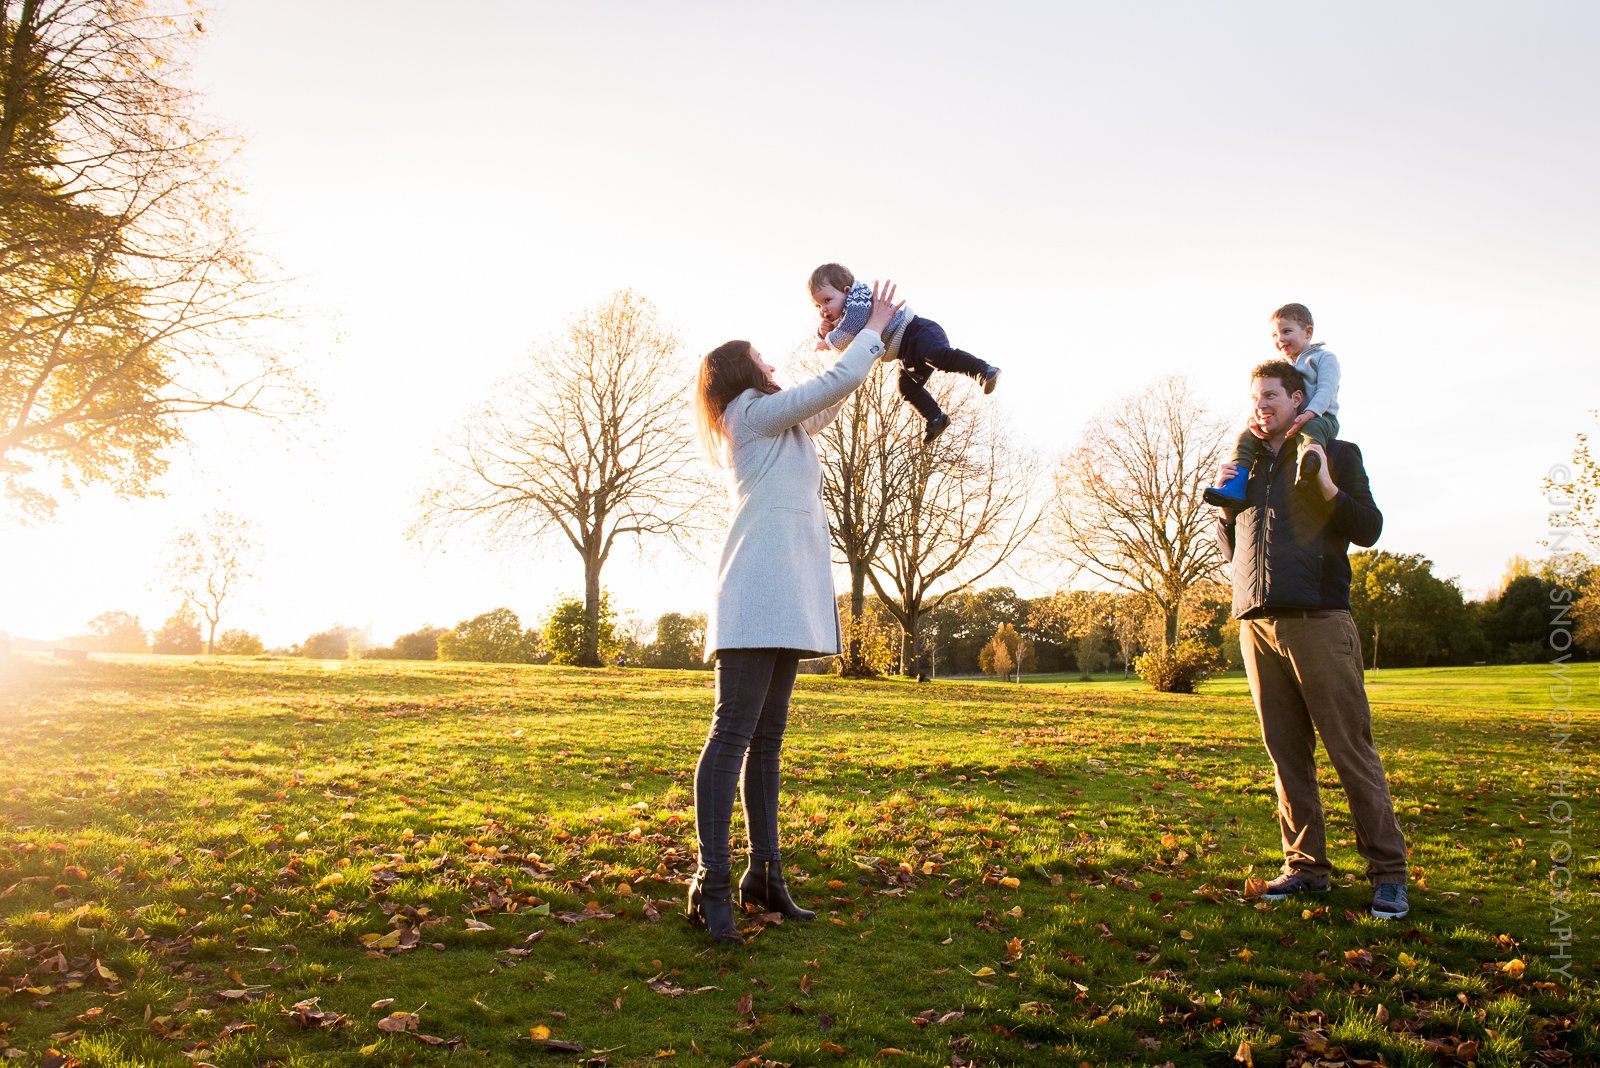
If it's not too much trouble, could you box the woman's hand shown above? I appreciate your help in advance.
[864,280,903,335]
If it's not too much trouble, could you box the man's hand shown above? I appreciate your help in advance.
[1302,442,1337,501]
[1214,462,1240,487]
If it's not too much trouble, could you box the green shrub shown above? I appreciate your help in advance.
[1133,638,1222,694]
[438,608,542,664]
[1502,640,1545,664]
[837,610,900,678]
[215,629,264,655]
[543,593,618,666]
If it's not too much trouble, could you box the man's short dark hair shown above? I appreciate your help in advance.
[1252,359,1307,396]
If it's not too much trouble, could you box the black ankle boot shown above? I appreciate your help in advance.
[686,868,743,943]
[739,858,816,921]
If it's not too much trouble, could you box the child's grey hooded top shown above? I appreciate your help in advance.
[1295,343,1341,419]
[704,329,884,661]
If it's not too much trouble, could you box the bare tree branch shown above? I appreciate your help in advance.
[2,1,309,518]
[842,377,1039,671]
[805,348,917,675]
[1045,374,1227,646]
[162,508,257,655]
[419,289,714,666]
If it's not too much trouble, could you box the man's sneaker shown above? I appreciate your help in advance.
[980,366,1001,395]
[1260,872,1330,900]
[1370,882,1409,920]
[923,412,950,444]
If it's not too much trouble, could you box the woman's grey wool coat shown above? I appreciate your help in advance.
[703,329,886,661]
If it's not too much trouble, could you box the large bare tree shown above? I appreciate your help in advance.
[1047,375,1226,646]
[1,1,304,518]
[163,509,257,655]
[864,385,1038,671]
[421,290,709,667]
[808,349,917,674]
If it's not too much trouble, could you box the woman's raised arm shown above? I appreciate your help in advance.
[741,281,903,438]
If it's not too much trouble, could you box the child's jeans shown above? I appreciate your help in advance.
[896,317,988,422]
[1231,412,1340,470]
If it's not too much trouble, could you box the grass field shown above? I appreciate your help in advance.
[955,664,1586,713]
[0,654,1595,1067]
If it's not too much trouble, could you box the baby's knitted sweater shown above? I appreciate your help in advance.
[821,280,913,362]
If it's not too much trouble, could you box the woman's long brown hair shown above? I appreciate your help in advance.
[693,340,779,464]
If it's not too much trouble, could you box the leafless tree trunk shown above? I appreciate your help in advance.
[164,510,257,655]
[1047,375,1227,647]
[810,352,915,675]
[865,384,1039,668]
[420,290,711,666]
[1109,592,1157,675]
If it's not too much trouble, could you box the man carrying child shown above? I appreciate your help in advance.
[1212,358,1411,920]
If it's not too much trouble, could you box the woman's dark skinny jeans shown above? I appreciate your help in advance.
[693,648,799,873]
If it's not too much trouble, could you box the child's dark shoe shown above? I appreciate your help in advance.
[923,413,950,444]
[1296,451,1322,489]
[1203,466,1250,508]
[980,366,1001,395]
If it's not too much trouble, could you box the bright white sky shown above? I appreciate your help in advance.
[3,0,1597,648]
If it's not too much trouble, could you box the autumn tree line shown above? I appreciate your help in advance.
[4,4,1598,690]
[54,548,1600,683]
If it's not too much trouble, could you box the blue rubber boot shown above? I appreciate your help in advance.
[1203,466,1249,508]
